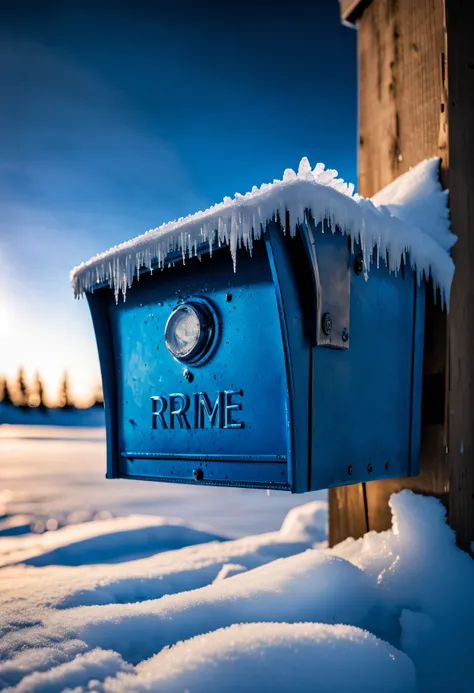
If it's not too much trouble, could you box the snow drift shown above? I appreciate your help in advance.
[97,623,417,693]
[0,491,473,693]
[0,514,224,568]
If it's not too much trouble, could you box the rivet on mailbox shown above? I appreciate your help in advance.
[70,157,454,493]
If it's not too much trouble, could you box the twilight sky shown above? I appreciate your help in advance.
[0,0,357,404]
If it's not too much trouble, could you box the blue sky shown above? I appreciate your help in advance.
[0,1,357,403]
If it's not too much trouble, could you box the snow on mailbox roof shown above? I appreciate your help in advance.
[71,157,455,304]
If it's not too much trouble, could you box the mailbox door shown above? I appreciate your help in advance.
[88,239,308,491]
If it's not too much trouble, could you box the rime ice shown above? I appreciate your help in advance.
[70,157,455,305]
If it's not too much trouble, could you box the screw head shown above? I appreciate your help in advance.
[193,468,204,481]
[348,465,353,475]
[367,464,373,474]
[322,312,332,336]
[342,328,349,343]
[183,368,194,383]
[385,461,389,471]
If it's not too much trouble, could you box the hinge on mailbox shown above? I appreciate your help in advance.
[299,214,351,350]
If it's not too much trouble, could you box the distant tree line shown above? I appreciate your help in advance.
[0,369,104,410]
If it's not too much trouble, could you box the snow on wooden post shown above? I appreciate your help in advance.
[333,0,474,552]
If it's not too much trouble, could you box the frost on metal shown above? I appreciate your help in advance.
[70,157,455,305]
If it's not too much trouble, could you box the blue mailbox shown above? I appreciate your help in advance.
[71,158,453,493]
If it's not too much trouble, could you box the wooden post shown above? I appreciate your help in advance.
[332,0,474,552]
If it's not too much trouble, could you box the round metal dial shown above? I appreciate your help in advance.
[164,300,216,364]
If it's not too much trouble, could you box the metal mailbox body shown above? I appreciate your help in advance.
[87,220,425,493]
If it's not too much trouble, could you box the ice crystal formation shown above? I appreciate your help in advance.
[71,157,454,305]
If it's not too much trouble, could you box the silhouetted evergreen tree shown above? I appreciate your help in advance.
[59,372,74,409]
[0,377,14,406]
[34,372,48,411]
[17,368,28,409]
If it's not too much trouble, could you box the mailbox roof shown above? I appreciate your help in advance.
[71,157,454,304]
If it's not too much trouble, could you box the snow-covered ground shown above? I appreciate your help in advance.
[0,405,105,428]
[1,426,473,692]
[0,426,325,538]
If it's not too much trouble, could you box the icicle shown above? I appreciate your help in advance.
[71,155,454,304]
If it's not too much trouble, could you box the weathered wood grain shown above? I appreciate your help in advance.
[328,483,368,548]
[358,0,445,195]
[330,0,449,544]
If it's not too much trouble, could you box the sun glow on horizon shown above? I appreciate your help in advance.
[2,287,101,407]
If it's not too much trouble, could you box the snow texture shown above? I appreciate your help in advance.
[98,623,416,693]
[1,649,132,693]
[371,158,455,252]
[0,514,324,629]
[70,157,455,305]
[0,514,224,568]
[1,489,473,693]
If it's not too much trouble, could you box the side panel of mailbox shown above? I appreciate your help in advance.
[87,289,120,480]
[310,260,425,490]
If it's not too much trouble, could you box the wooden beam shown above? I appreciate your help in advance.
[329,0,449,545]
[339,0,372,25]
[328,484,368,547]
[446,0,474,552]
[358,0,446,194]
